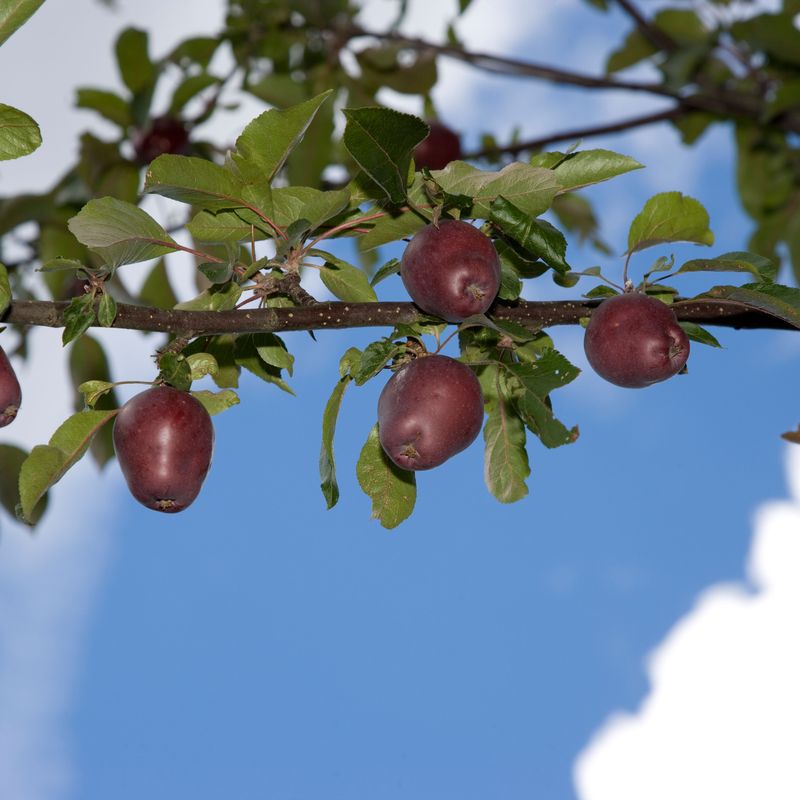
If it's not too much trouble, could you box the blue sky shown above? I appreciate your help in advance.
[1,1,799,799]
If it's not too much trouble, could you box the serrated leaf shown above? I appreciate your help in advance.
[76,88,132,128]
[68,197,178,268]
[314,251,378,303]
[62,293,96,345]
[233,91,332,183]
[0,444,46,524]
[97,292,117,327]
[343,107,428,204]
[677,251,777,282]
[190,389,239,416]
[271,186,351,233]
[353,339,399,385]
[699,282,800,329]
[186,352,219,380]
[553,149,643,192]
[0,0,46,48]
[0,262,10,315]
[357,423,416,529]
[490,196,570,272]
[158,353,192,391]
[320,376,350,509]
[18,409,118,523]
[483,395,530,503]
[0,103,41,161]
[116,28,156,93]
[339,347,362,378]
[678,321,722,348]
[627,192,714,255]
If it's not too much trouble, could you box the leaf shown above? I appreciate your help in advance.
[356,424,416,529]
[158,353,192,392]
[359,208,427,250]
[320,376,350,509]
[115,27,156,93]
[607,28,656,73]
[174,282,242,311]
[97,292,117,327]
[0,444,46,524]
[233,91,332,183]
[0,103,41,161]
[234,334,294,395]
[0,0,45,48]
[18,410,119,523]
[254,333,294,376]
[676,251,777,282]
[186,352,219,380]
[731,13,800,67]
[699,282,800,329]
[139,259,178,309]
[490,197,570,272]
[77,380,116,408]
[76,89,132,128]
[371,258,401,287]
[271,186,351,233]
[552,149,643,192]
[0,262,10,315]
[68,197,178,268]
[314,251,378,303]
[62,293,96,345]
[343,107,428,204]
[678,321,722,348]
[190,389,239,416]
[353,339,399,385]
[627,192,714,255]
[483,395,530,504]
[170,73,218,114]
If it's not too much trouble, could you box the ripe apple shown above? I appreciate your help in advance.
[413,121,462,171]
[584,292,690,388]
[400,219,501,322]
[113,385,214,512]
[378,354,484,470]
[0,347,21,427]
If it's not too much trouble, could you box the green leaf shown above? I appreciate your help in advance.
[552,149,643,192]
[353,339,399,385]
[0,0,45,48]
[97,292,117,327]
[483,394,530,504]
[0,103,41,161]
[190,389,239,416]
[158,353,192,392]
[320,376,350,509]
[271,186,351,233]
[0,261,10,315]
[62,293,96,345]
[678,321,722,348]
[314,251,378,303]
[0,444,46,524]
[139,259,178,309]
[174,282,242,311]
[356,423,416,529]
[490,197,570,272]
[233,91,332,183]
[731,13,800,66]
[115,28,156,93]
[76,88,132,128]
[68,197,178,268]
[359,208,427,250]
[607,28,656,73]
[342,107,428,204]
[253,333,294,376]
[18,409,119,523]
[676,251,778,282]
[77,380,116,409]
[186,352,219,381]
[627,191,714,255]
[187,209,265,243]
[370,258,401,287]
[699,282,800,329]
[38,257,87,273]
[170,73,217,114]
[234,333,294,395]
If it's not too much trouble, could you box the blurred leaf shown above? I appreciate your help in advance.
[320,375,350,509]
[18,409,118,523]
[357,423,416,529]
[731,13,800,66]
[343,107,428,204]
[115,27,156,93]
[700,282,800,329]
[169,73,217,114]
[0,103,41,160]
[607,28,655,73]
[68,197,178,268]
[139,259,178,309]
[0,0,45,47]
[677,251,777,282]
[627,192,713,255]
[76,88,132,128]
[0,262,10,314]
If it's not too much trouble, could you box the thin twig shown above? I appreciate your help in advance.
[615,0,677,53]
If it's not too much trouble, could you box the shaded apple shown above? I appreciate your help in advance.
[0,347,21,427]
[400,219,501,322]
[378,354,484,470]
[113,385,214,513]
[413,122,462,171]
[584,292,690,388]
[133,116,190,165]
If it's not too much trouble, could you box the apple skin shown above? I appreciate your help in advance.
[400,220,501,323]
[0,347,21,427]
[413,122,462,171]
[584,292,690,388]
[113,385,214,513]
[378,354,484,471]
[133,116,189,165]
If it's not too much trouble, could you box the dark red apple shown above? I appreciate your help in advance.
[0,347,21,427]
[133,116,190,165]
[584,292,690,388]
[378,354,484,470]
[400,219,501,322]
[413,122,462,171]
[113,385,214,513]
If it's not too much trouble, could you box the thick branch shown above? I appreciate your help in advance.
[465,106,684,160]
[2,298,795,336]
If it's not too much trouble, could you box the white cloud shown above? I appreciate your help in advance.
[574,445,800,800]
